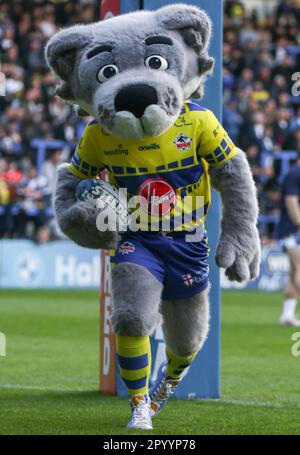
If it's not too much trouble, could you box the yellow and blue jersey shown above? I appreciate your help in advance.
[69,101,237,231]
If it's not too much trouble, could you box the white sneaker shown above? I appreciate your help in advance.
[149,361,182,416]
[127,394,153,430]
[280,315,300,327]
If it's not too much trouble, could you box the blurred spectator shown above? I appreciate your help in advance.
[0,0,98,241]
[4,161,23,200]
[283,126,300,150]
[0,159,10,237]
[42,149,63,194]
[37,225,51,244]
[223,0,300,240]
[0,1,300,243]
[15,165,50,238]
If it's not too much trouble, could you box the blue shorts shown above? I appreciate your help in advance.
[113,231,210,300]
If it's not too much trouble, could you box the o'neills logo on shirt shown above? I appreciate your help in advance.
[138,144,160,151]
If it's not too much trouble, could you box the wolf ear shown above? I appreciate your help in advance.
[45,25,90,100]
[45,26,90,81]
[156,3,212,53]
[156,3,214,90]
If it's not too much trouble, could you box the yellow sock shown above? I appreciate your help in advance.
[116,335,151,396]
[165,347,198,381]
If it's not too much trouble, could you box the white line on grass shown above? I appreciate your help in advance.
[0,384,90,393]
[0,384,299,409]
[201,398,300,409]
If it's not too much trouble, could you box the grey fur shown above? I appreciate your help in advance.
[46,6,259,381]
[55,164,118,249]
[46,27,90,81]
[161,287,210,357]
[210,149,261,282]
[111,263,163,336]
[45,4,213,140]
[157,3,211,52]
[111,261,210,353]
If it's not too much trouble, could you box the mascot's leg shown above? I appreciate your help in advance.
[162,288,210,377]
[111,262,163,430]
[150,287,210,416]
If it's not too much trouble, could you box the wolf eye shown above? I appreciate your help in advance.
[145,55,168,71]
[97,64,119,83]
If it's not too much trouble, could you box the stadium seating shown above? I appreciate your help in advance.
[0,0,299,241]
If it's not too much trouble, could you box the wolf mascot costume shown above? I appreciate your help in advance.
[46,4,260,430]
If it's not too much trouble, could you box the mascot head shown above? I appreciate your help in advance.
[46,3,214,140]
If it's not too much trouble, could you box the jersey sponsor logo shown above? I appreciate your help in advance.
[104,144,128,156]
[118,241,135,255]
[213,123,220,138]
[137,178,177,216]
[138,143,160,151]
[174,115,193,128]
[173,133,192,151]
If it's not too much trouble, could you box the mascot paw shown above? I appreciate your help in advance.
[60,201,119,250]
[215,227,261,282]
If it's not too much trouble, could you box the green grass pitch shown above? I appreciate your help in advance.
[0,289,300,435]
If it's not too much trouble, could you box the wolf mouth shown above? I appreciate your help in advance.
[97,103,179,141]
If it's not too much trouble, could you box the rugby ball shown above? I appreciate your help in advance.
[75,178,129,231]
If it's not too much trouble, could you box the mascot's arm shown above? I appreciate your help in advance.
[209,148,261,282]
[55,163,118,250]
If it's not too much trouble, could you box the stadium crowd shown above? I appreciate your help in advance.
[0,0,300,243]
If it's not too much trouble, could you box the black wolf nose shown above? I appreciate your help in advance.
[115,84,158,118]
